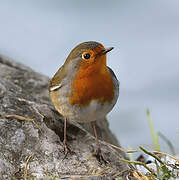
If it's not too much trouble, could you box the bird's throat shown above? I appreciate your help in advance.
[69,59,114,106]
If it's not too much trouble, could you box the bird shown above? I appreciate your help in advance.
[48,41,119,161]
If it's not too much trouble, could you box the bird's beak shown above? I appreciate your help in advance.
[98,47,114,56]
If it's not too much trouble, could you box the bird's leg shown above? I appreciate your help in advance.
[63,117,72,157]
[91,122,107,164]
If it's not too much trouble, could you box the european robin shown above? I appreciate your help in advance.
[49,41,119,161]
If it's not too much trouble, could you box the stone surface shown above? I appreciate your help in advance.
[0,55,129,179]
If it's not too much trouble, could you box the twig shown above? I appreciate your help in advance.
[112,169,128,178]
[153,151,179,163]
[133,171,150,180]
[5,114,40,129]
[96,140,179,165]
[103,141,138,153]
[24,154,34,180]
[119,158,156,176]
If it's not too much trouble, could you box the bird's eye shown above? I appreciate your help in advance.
[82,53,91,60]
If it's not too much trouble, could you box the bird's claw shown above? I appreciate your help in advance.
[62,141,73,160]
[93,147,108,164]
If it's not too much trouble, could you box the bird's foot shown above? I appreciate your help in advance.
[93,147,108,164]
[62,141,73,160]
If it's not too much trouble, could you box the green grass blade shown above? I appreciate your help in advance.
[146,109,160,151]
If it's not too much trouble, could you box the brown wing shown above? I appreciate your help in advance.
[48,65,66,91]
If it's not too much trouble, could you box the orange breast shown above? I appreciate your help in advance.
[69,55,114,107]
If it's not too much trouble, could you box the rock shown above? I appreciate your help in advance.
[0,55,129,179]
